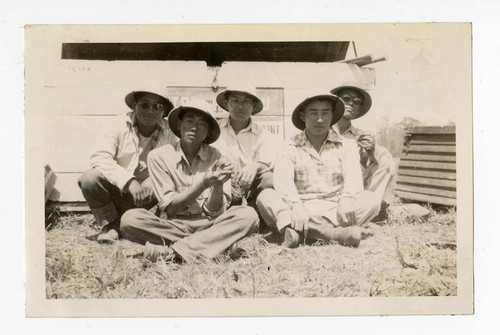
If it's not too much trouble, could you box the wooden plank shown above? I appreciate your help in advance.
[406,126,456,135]
[45,171,56,203]
[409,140,456,146]
[398,160,456,171]
[57,205,91,214]
[397,168,456,180]
[48,172,86,202]
[395,184,456,198]
[395,190,456,206]
[400,153,456,162]
[406,145,456,153]
[396,175,456,188]
[409,134,456,143]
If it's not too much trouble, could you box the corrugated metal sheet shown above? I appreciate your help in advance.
[395,126,456,206]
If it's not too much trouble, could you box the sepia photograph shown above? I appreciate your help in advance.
[24,23,473,317]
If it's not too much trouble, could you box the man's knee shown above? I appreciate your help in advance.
[255,188,278,208]
[356,191,381,212]
[78,169,105,191]
[232,205,260,232]
[120,208,145,233]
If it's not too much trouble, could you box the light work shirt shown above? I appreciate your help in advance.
[332,123,362,140]
[273,129,363,208]
[147,142,231,218]
[90,111,178,191]
[213,117,281,172]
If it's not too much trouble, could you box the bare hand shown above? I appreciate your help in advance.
[357,131,376,156]
[127,180,149,207]
[203,158,234,187]
[337,197,356,226]
[235,163,259,188]
[291,202,310,237]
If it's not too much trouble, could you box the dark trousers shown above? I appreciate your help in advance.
[78,168,156,227]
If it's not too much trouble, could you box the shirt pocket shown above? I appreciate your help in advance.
[294,165,312,190]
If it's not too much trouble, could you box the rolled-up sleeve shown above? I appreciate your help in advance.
[273,142,301,208]
[147,147,177,212]
[90,122,135,191]
[339,139,363,199]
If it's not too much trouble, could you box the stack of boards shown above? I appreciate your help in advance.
[395,126,456,206]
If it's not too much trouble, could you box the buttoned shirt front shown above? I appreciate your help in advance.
[90,111,178,191]
[147,142,231,218]
[213,117,280,172]
[274,129,363,207]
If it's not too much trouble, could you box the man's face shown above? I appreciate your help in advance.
[300,100,333,137]
[226,92,255,122]
[178,110,210,145]
[134,93,165,127]
[338,89,364,120]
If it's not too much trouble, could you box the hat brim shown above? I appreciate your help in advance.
[168,106,221,144]
[216,90,264,115]
[125,91,175,117]
[291,95,345,130]
[330,86,372,119]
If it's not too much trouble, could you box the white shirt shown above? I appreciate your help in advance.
[213,117,281,172]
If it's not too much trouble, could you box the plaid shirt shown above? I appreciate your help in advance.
[274,128,363,207]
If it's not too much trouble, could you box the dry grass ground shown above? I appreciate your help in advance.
[45,205,456,299]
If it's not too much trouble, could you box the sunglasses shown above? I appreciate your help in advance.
[340,95,364,106]
[138,102,164,111]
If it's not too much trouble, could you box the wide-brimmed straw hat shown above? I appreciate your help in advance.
[291,93,345,130]
[125,89,174,117]
[168,99,221,144]
[330,83,372,119]
[216,86,264,115]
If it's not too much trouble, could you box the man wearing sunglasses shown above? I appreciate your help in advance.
[331,84,395,218]
[78,89,178,244]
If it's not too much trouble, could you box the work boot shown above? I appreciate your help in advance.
[331,226,362,247]
[144,242,178,262]
[282,227,301,248]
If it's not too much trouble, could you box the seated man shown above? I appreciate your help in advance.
[214,85,281,206]
[78,89,178,243]
[120,100,260,263]
[331,83,395,210]
[257,93,380,248]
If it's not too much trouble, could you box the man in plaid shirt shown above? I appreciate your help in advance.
[257,93,380,248]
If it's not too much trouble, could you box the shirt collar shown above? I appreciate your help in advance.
[174,141,210,163]
[332,123,360,136]
[221,117,258,135]
[293,128,343,147]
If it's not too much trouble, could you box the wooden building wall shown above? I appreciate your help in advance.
[36,57,374,202]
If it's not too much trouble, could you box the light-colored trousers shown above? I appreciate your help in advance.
[362,155,395,205]
[256,189,380,241]
[120,206,259,263]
